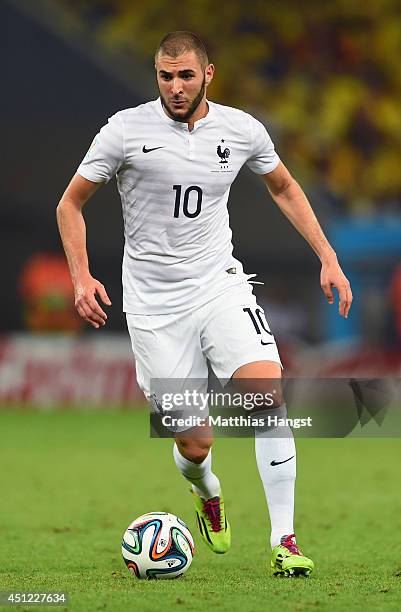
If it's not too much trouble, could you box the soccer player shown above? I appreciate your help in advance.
[57,31,352,577]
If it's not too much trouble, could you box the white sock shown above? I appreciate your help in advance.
[173,443,221,500]
[254,404,296,549]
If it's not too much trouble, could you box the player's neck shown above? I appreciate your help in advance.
[187,99,209,131]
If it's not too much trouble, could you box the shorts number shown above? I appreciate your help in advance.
[243,307,274,345]
[173,185,203,218]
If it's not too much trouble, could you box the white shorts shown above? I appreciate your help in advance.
[126,281,281,432]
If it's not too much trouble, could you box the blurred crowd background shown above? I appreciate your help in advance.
[55,0,401,215]
[3,0,401,402]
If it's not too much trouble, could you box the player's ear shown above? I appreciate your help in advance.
[205,63,215,86]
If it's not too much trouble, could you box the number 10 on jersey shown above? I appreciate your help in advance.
[173,185,203,218]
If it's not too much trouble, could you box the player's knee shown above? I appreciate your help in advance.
[231,378,283,410]
[175,437,212,464]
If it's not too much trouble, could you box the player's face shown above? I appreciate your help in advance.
[156,51,214,122]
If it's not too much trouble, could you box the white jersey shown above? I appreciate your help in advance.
[77,99,280,314]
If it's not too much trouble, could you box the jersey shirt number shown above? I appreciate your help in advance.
[243,307,274,346]
[173,185,203,218]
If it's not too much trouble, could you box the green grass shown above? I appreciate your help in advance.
[0,409,400,611]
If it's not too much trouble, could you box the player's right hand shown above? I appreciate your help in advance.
[74,274,112,328]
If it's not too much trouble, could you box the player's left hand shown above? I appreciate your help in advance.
[320,258,353,318]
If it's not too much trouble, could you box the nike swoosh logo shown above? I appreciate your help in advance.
[270,455,295,466]
[142,145,165,153]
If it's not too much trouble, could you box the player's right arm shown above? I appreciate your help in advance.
[56,173,111,328]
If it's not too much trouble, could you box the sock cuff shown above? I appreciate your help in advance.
[173,443,212,477]
[254,403,287,422]
[253,403,294,437]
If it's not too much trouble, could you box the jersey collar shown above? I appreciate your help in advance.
[155,97,215,131]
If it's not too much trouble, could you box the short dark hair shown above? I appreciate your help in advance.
[155,31,209,69]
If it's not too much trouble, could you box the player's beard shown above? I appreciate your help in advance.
[159,76,206,123]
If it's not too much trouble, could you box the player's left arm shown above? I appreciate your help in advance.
[261,161,353,318]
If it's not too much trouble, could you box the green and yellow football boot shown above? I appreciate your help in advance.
[271,534,314,577]
[191,489,231,554]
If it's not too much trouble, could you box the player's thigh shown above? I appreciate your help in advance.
[126,311,209,433]
[126,311,207,390]
[200,286,282,389]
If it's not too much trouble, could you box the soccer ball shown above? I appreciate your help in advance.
[121,512,195,579]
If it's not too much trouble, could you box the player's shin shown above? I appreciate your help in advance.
[173,443,221,499]
[254,404,296,549]
[173,442,231,553]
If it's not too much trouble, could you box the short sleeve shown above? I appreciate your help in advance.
[246,115,280,175]
[77,113,125,183]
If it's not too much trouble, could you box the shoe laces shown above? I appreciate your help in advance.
[202,496,223,532]
[280,533,300,555]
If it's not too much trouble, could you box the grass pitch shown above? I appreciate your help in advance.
[0,409,400,611]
